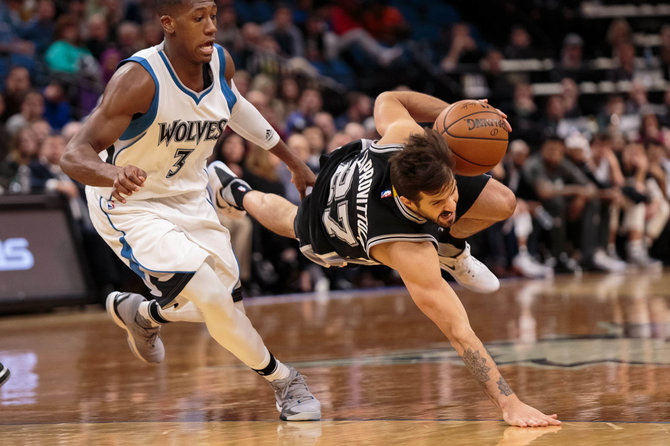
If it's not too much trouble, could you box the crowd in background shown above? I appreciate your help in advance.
[1,0,670,299]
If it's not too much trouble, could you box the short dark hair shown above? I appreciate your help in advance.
[389,128,455,202]
[155,0,186,15]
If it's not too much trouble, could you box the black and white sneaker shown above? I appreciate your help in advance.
[0,362,10,387]
[207,161,249,219]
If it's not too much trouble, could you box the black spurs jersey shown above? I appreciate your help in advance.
[296,139,440,268]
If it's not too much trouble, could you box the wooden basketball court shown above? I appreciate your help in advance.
[1,271,669,445]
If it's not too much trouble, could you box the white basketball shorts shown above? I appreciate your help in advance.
[86,187,239,307]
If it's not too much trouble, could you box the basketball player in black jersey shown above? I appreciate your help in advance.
[210,90,561,427]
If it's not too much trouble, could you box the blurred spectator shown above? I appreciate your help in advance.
[141,21,163,48]
[555,33,584,82]
[335,91,373,129]
[507,83,542,146]
[313,111,337,143]
[84,13,109,61]
[606,18,632,58]
[343,122,365,141]
[609,41,636,82]
[115,21,142,59]
[280,133,311,204]
[361,0,408,47]
[45,14,93,74]
[564,133,627,272]
[61,120,83,143]
[261,5,305,59]
[440,23,483,72]
[42,80,71,130]
[6,90,45,136]
[0,0,36,85]
[479,49,513,105]
[216,6,244,59]
[285,87,322,134]
[619,142,665,269]
[99,47,123,84]
[215,133,247,178]
[2,65,32,120]
[561,78,582,118]
[327,130,352,153]
[522,137,597,273]
[660,24,670,82]
[0,126,40,193]
[233,69,251,97]
[301,126,326,167]
[504,25,537,60]
[30,119,52,149]
[540,94,567,138]
[503,140,554,278]
[320,7,402,67]
[18,0,56,57]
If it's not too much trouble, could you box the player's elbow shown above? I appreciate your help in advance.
[60,149,77,178]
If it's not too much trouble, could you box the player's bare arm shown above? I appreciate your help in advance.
[61,63,153,202]
[222,49,315,197]
[370,240,561,427]
[374,92,511,138]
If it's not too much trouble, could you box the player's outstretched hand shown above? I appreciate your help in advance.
[478,98,513,133]
[502,399,561,427]
[290,162,316,200]
[112,165,146,203]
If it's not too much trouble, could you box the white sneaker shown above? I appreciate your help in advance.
[513,251,554,278]
[593,249,627,273]
[207,161,247,220]
[439,242,500,293]
[626,242,662,271]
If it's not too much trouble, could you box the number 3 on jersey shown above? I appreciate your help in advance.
[166,148,194,178]
[322,161,357,246]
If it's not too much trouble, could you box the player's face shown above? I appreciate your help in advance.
[171,1,217,63]
[413,180,459,228]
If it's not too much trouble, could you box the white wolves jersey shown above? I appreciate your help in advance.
[92,42,237,201]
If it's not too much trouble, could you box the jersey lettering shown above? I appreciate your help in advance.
[157,119,227,146]
[323,160,357,245]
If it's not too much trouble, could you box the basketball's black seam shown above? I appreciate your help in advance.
[451,150,496,167]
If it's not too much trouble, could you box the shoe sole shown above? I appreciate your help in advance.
[106,292,152,364]
[276,402,321,421]
[0,366,9,387]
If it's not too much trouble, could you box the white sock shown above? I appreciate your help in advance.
[137,301,161,327]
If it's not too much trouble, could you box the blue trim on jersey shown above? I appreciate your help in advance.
[112,131,146,165]
[98,197,197,277]
[98,197,146,279]
[158,50,213,105]
[215,44,237,110]
[118,57,159,141]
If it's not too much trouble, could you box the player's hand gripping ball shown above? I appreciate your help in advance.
[433,100,509,176]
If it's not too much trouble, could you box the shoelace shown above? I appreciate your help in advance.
[273,373,313,403]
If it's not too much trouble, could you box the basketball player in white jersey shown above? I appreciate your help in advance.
[61,0,320,421]
[208,90,562,427]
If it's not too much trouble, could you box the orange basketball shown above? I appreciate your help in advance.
[433,100,509,176]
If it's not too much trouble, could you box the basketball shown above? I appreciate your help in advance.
[433,100,509,176]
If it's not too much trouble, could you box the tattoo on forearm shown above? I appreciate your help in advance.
[497,376,514,396]
[462,348,491,384]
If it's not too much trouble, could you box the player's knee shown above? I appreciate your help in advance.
[497,186,517,221]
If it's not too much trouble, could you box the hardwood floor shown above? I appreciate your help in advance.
[1,271,669,444]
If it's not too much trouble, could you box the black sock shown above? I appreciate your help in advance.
[149,300,170,324]
[229,179,251,209]
[252,351,277,376]
[438,229,466,256]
